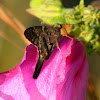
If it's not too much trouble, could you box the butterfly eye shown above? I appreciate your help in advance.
[53,24,62,29]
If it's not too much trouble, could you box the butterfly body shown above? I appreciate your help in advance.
[24,26,62,59]
[24,25,72,79]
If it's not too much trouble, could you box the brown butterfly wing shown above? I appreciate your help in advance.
[24,26,61,59]
[24,26,61,79]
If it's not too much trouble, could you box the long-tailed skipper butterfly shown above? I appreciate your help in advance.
[24,24,72,79]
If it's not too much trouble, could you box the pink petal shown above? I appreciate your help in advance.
[35,37,88,100]
[0,37,88,100]
[0,44,39,100]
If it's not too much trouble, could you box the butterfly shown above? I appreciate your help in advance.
[24,24,72,79]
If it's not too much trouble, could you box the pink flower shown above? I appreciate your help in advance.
[0,37,88,100]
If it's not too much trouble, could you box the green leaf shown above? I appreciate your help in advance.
[50,16,66,24]
[30,0,43,8]
[27,5,62,25]
[28,0,65,25]
[79,0,84,10]
[30,0,62,8]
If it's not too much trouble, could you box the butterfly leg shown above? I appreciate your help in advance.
[64,34,72,39]
[56,39,62,54]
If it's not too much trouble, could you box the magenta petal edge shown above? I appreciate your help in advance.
[0,37,88,100]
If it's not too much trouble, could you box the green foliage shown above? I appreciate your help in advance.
[28,0,68,25]
[64,0,100,54]
[30,0,43,8]
[27,0,100,55]
[30,0,62,8]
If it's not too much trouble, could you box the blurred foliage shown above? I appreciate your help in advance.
[27,0,68,24]
[0,0,32,72]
